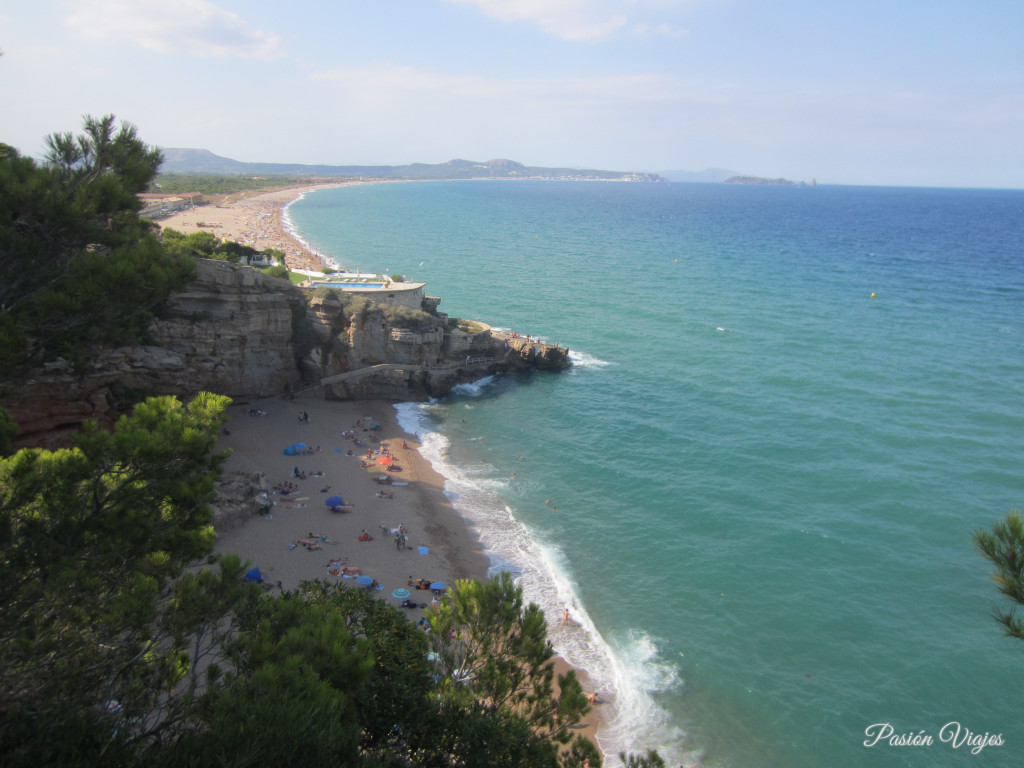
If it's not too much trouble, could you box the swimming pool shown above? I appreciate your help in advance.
[312,282,386,289]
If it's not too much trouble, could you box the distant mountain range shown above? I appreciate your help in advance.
[159,149,663,182]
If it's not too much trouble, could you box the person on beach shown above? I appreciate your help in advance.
[562,608,570,625]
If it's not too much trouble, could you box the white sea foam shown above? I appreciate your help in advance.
[449,375,497,398]
[568,349,614,368]
[282,194,341,270]
[393,398,688,766]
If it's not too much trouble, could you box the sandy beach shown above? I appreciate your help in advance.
[169,179,609,751]
[158,183,353,272]
[214,396,487,595]
[212,393,606,750]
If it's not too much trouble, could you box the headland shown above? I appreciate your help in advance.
[160,185,609,752]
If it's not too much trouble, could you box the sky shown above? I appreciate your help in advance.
[1,0,1022,188]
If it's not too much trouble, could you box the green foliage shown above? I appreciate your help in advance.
[215,240,260,262]
[154,174,308,196]
[312,286,341,300]
[390,273,404,282]
[161,229,262,264]
[0,394,231,764]
[448,317,487,334]
[428,571,591,749]
[385,304,435,330]
[260,264,290,280]
[163,227,220,258]
[300,583,438,757]
[154,590,370,768]
[0,115,196,375]
[0,392,626,765]
[974,510,1024,642]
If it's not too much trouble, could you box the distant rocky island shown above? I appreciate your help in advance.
[723,175,815,187]
[161,149,663,182]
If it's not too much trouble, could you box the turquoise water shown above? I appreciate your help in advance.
[289,181,1024,768]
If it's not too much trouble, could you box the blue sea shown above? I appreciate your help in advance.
[287,180,1024,768]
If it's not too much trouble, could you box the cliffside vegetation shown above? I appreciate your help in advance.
[162,228,262,263]
[385,304,436,330]
[0,396,627,767]
[154,173,312,196]
[0,116,196,377]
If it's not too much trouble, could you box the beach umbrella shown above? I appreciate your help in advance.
[392,588,410,599]
[377,455,393,466]
[430,581,446,590]
[245,568,263,583]
[293,443,307,451]
[325,495,344,507]
[356,575,374,586]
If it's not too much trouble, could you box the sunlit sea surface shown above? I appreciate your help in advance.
[288,181,1024,768]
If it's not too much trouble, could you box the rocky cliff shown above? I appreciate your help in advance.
[2,259,570,448]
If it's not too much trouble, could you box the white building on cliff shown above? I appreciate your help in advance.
[304,275,439,312]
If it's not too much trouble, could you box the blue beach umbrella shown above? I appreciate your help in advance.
[430,582,446,591]
[325,496,344,507]
[392,588,410,599]
[356,575,374,586]
[245,568,263,583]
[293,443,307,451]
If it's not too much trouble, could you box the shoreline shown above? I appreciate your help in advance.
[157,182,355,272]
[175,183,613,754]
[213,395,605,751]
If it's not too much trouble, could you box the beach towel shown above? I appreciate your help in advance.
[418,546,428,555]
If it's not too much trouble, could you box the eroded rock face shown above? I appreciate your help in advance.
[147,260,305,396]
[2,260,571,448]
[3,260,305,447]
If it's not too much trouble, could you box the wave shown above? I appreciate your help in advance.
[393,399,689,766]
[449,375,498,398]
[282,193,341,270]
[569,349,614,368]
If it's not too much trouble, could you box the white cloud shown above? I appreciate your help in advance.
[443,0,697,41]
[443,0,628,42]
[62,0,282,59]
[311,63,673,108]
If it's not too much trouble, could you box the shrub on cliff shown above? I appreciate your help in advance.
[260,263,290,280]
[385,304,436,330]
[162,228,262,264]
[0,116,196,376]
